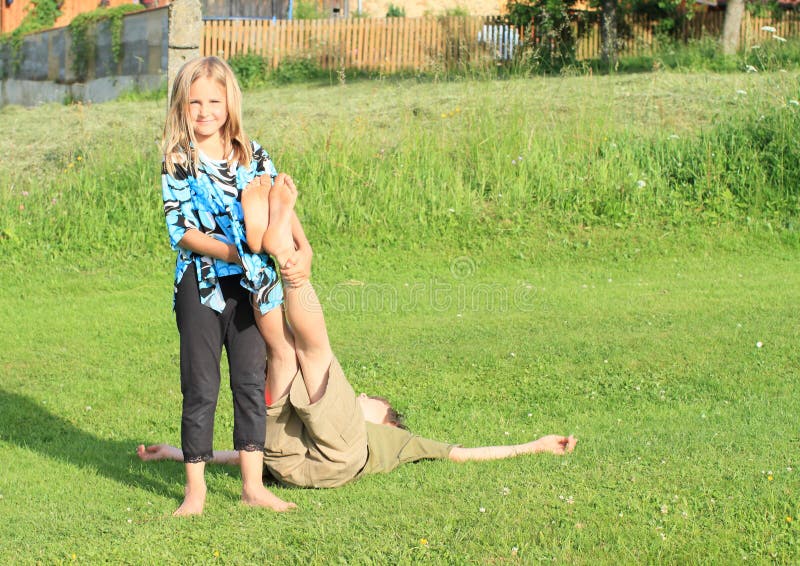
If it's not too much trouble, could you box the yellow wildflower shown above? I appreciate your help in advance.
[420,538,428,546]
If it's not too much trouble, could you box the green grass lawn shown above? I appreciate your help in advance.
[1,70,799,562]
[1,241,798,563]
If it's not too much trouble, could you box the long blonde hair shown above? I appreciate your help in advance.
[162,56,252,176]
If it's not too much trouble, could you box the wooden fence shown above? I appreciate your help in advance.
[575,11,800,59]
[203,16,498,72]
[204,12,800,71]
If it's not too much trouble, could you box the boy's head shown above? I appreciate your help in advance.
[358,393,407,429]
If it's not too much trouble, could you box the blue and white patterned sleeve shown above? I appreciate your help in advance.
[252,142,278,180]
[162,162,201,250]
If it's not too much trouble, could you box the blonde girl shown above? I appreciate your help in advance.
[160,56,309,515]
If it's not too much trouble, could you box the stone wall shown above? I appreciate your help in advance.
[0,6,168,107]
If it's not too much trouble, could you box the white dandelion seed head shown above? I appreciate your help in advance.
[479,507,486,513]
[636,180,646,188]
[756,341,763,348]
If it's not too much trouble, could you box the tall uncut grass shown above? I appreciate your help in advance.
[0,71,798,261]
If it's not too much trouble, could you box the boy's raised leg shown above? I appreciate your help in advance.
[241,175,270,253]
[262,175,333,403]
[254,305,298,403]
[261,173,297,266]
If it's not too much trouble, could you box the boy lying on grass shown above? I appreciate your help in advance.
[139,173,576,501]
[138,362,577,492]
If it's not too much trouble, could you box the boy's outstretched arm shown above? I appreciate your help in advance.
[136,444,241,466]
[447,435,577,463]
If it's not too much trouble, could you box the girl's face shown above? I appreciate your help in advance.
[187,75,228,145]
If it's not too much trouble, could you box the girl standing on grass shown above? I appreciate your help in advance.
[160,56,310,515]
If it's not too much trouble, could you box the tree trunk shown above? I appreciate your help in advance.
[721,0,746,56]
[601,0,618,68]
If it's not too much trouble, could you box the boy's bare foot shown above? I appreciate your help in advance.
[262,173,298,267]
[137,443,183,462]
[242,175,270,253]
[242,484,297,512]
[173,484,207,516]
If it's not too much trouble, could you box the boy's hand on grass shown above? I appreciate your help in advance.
[137,444,183,462]
[533,435,577,455]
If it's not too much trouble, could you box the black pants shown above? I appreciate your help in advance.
[175,264,267,463]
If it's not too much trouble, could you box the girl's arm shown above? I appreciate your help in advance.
[178,229,241,265]
[281,212,313,285]
[447,435,577,463]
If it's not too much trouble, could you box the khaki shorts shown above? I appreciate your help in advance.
[263,358,368,488]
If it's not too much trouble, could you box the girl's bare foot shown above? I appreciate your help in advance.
[241,484,297,512]
[174,484,207,516]
[262,173,297,266]
[242,175,270,253]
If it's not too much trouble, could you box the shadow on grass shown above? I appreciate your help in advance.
[0,388,185,499]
